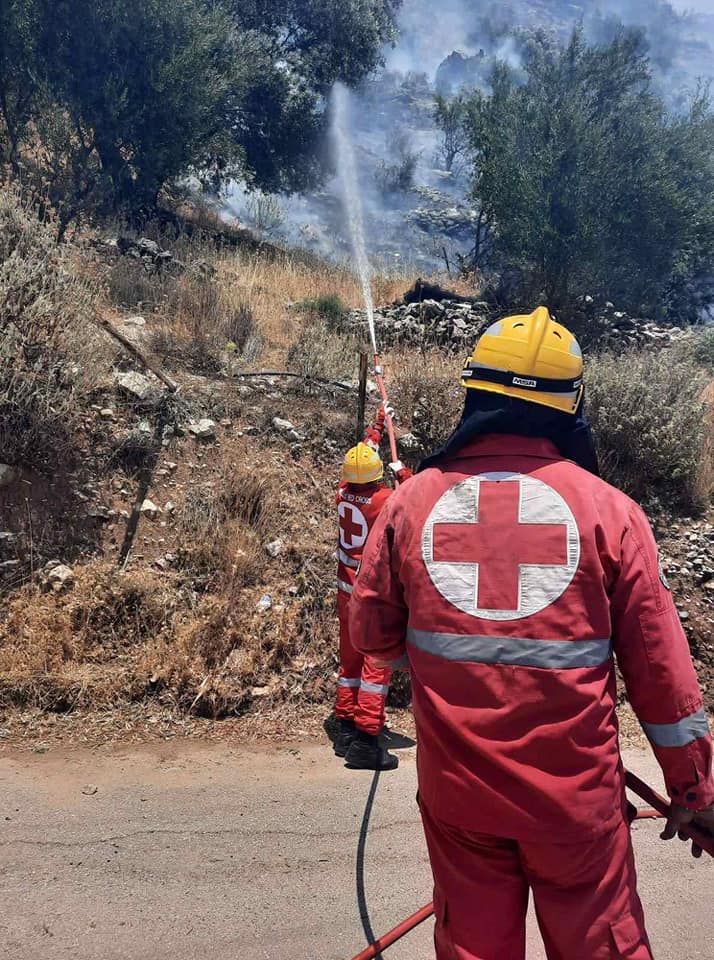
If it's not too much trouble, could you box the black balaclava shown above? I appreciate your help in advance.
[418,388,601,477]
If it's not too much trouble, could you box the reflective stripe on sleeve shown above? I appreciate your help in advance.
[407,628,611,669]
[641,709,710,748]
[337,579,353,595]
[338,677,360,688]
[338,549,360,569]
[360,680,389,696]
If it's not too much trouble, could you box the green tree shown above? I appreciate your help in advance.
[0,0,400,222]
[434,93,469,174]
[463,29,714,318]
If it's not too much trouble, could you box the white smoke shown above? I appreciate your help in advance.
[221,0,714,269]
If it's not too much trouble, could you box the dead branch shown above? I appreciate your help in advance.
[97,318,178,392]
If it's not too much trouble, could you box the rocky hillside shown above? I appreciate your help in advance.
[0,197,712,737]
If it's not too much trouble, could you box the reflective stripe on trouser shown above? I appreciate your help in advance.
[335,591,391,735]
[419,800,653,960]
[407,628,612,669]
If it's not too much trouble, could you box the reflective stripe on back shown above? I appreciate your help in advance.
[338,549,360,569]
[641,709,710,748]
[407,628,611,670]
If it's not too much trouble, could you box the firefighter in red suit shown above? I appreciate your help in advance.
[349,307,714,959]
[335,403,412,771]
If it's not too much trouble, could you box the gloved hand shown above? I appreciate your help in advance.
[661,803,714,859]
[382,401,396,421]
[389,460,405,475]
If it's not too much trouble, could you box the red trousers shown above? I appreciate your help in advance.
[420,800,653,960]
[335,592,391,736]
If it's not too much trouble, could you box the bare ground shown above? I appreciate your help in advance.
[1,737,712,960]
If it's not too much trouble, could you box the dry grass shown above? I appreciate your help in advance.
[212,248,407,366]
[389,347,464,458]
[697,381,714,506]
[0,184,109,471]
[174,446,281,598]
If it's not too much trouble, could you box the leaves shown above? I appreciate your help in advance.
[462,28,714,319]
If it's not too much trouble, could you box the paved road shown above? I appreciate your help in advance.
[0,739,712,960]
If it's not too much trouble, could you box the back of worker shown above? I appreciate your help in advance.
[363,438,662,838]
[349,308,714,960]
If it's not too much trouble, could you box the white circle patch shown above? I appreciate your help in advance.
[338,501,368,551]
[421,472,581,621]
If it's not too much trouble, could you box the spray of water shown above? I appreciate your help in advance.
[330,82,402,469]
[330,82,378,354]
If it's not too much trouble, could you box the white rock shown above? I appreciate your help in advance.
[115,371,155,401]
[164,501,176,515]
[46,564,75,593]
[88,505,116,520]
[140,499,161,520]
[265,539,284,558]
[272,417,295,433]
[99,408,115,420]
[188,419,217,440]
[123,315,146,326]
[257,594,273,612]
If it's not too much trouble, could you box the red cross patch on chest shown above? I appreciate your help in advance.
[422,472,581,621]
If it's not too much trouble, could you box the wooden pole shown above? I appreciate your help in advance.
[357,352,368,442]
[98,318,179,392]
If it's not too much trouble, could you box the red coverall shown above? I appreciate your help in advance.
[335,413,411,736]
[350,435,714,960]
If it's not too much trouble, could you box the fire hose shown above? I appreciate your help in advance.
[373,354,400,481]
[348,771,714,960]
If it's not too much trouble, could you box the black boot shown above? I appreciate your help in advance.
[334,718,357,758]
[345,730,399,771]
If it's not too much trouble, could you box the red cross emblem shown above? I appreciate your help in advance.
[338,502,368,551]
[423,473,579,621]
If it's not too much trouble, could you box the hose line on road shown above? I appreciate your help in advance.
[355,769,383,959]
[346,770,714,959]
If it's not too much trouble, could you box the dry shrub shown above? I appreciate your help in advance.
[107,256,171,309]
[0,184,106,471]
[287,317,361,385]
[586,348,711,510]
[147,273,260,373]
[175,451,279,595]
[0,563,175,711]
[693,327,714,373]
[389,348,464,458]
[138,598,292,716]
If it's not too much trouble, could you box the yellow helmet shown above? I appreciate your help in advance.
[342,442,384,485]
[461,306,584,414]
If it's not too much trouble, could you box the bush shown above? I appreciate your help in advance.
[586,349,711,510]
[390,349,464,459]
[693,328,714,372]
[175,456,277,595]
[148,273,259,373]
[294,293,348,330]
[287,318,360,385]
[0,185,103,472]
[376,134,420,194]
